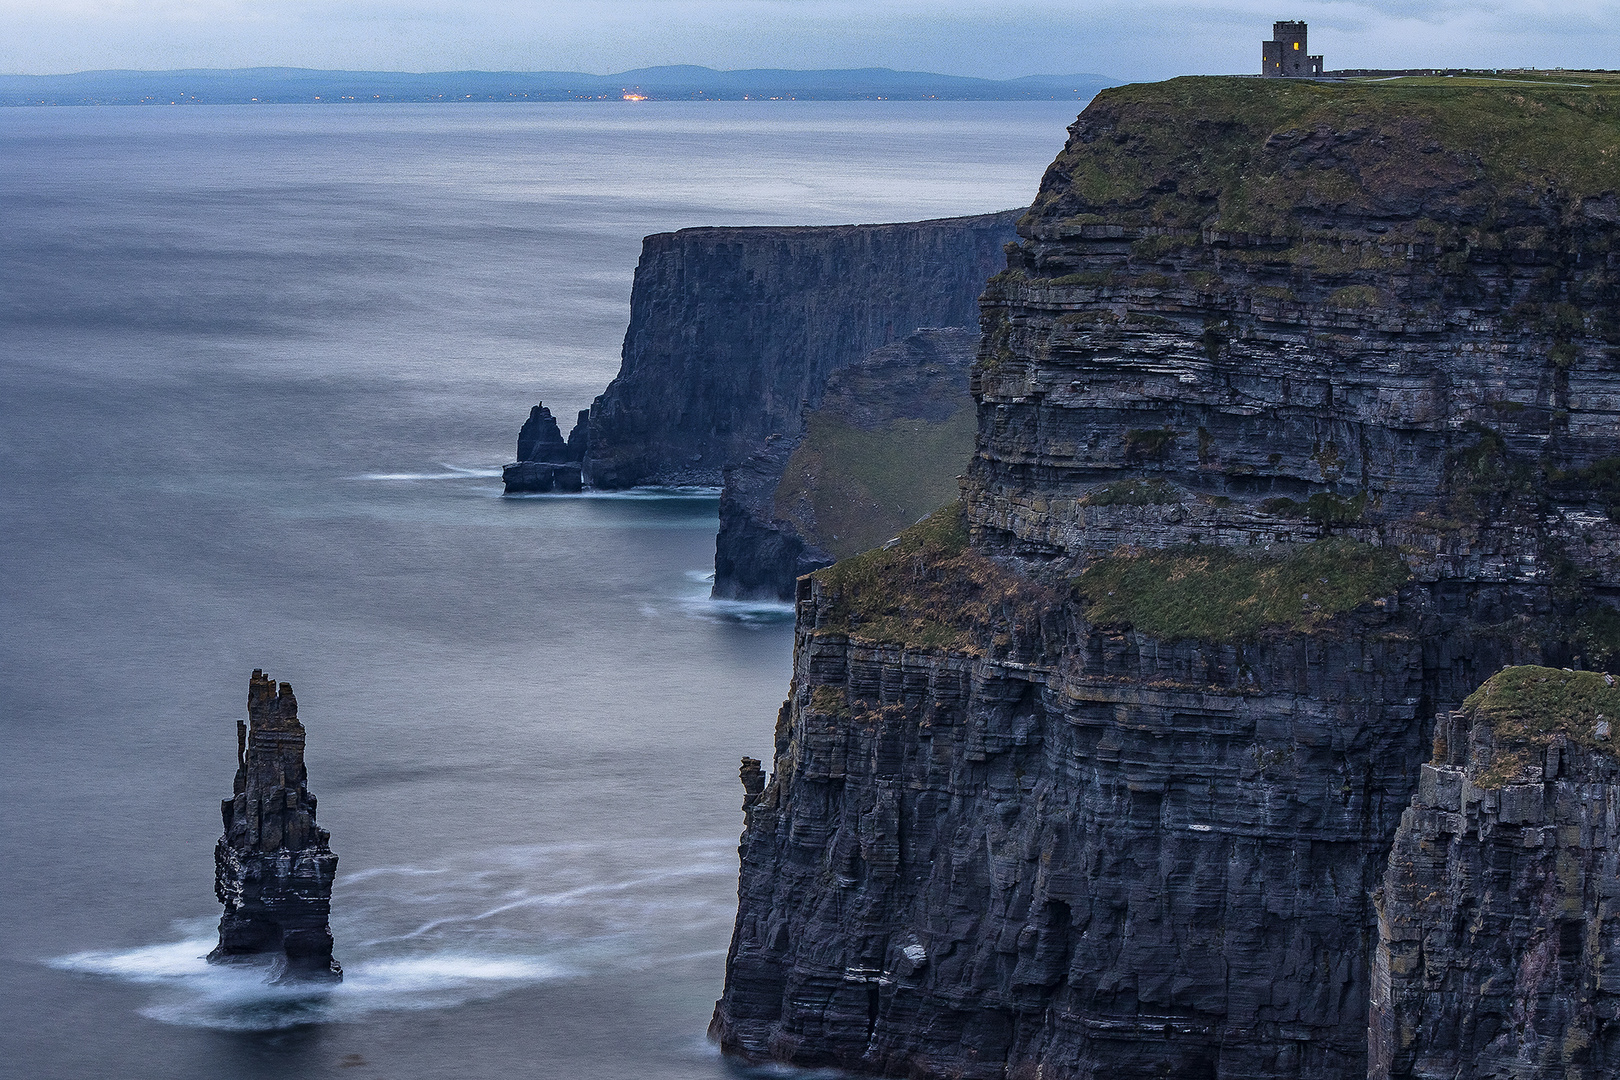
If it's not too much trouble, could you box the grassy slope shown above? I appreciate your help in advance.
[1031,73,1620,239]
[812,504,1053,652]
[774,406,976,560]
[1075,540,1411,644]
[1464,665,1620,769]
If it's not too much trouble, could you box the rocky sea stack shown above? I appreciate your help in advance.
[209,670,341,982]
[712,75,1620,1079]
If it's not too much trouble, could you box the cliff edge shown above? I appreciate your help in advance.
[713,75,1620,1080]
[582,211,1020,489]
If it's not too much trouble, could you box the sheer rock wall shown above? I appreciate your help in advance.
[1372,673,1620,1079]
[713,76,1620,1079]
[582,211,1020,489]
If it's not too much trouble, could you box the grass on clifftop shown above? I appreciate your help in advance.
[1464,665,1620,759]
[1034,74,1620,236]
[1075,539,1409,643]
[811,503,1050,653]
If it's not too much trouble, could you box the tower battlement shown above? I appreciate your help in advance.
[1263,19,1324,77]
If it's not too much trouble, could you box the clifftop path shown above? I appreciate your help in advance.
[713,76,1620,1080]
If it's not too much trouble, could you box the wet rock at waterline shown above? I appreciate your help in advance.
[209,669,341,982]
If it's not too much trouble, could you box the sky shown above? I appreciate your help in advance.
[2,0,1617,81]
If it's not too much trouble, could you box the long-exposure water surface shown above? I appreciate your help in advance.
[0,100,1078,1080]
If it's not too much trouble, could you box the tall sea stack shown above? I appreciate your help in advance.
[209,670,341,981]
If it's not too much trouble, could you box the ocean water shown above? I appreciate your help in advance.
[0,101,1079,1080]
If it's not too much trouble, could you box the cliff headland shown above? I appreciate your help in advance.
[506,211,1015,596]
[582,212,1018,490]
[712,74,1620,1079]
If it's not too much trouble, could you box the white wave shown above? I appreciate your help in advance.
[51,838,739,1031]
[357,462,505,481]
[53,937,217,983]
[52,939,573,1030]
[682,595,796,627]
[576,485,721,499]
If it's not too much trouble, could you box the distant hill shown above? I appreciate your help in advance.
[0,66,1122,105]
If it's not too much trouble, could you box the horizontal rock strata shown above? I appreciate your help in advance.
[209,669,341,981]
[1372,667,1620,1079]
[583,211,1021,489]
[714,76,1620,1080]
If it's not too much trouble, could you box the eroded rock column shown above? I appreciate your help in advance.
[208,669,341,981]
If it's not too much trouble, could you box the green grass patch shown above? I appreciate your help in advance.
[1446,421,1535,522]
[1035,76,1620,235]
[1463,665,1620,766]
[812,504,1052,653]
[1548,455,1620,521]
[774,407,976,560]
[808,685,850,716]
[1074,538,1409,643]
[1573,606,1620,669]
[1261,491,1369,523]
[1328,285,1386,309]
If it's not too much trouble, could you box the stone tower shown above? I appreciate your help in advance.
[1262,20,1324,77]
[208,670,341,981]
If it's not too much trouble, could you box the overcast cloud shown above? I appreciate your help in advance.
[2,0,1616,80]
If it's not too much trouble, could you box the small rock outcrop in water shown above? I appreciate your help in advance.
[503,401,584,493]
[1372,667,1620,1078]
[515,403,572,464]
[209,670,341,981]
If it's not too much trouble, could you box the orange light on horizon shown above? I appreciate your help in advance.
[623,93,647,101]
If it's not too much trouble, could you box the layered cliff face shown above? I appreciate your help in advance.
[210,670,341,982]
[714,76,1620,1079]
[714,328,977,600]
[1373,667,1620,1079]
[969,77,1620,600]
[583,211,1020,489]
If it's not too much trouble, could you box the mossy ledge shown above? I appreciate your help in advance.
[809,502,1055,653]
[1075,538,1410,643]
[1463,664,1620,761]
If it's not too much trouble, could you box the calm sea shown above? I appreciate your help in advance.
[0,100,1078,1080]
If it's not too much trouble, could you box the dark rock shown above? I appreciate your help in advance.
[1371,670,1620,1079]
[502,461,584,493]
[565,408,589,463]
[712,77,1620,1079]
[715,439,834,601]
[713,328,978,601]
[506,401,586,492]
[515,403,571,464]
[209,670,340,982]
[582,211,1022,490]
